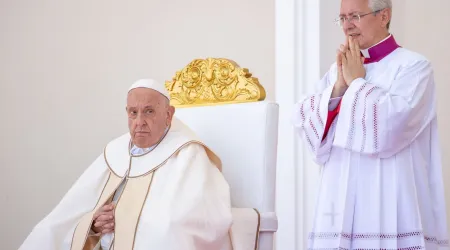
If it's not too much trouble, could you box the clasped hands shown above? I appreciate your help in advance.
[332,36,366,97]
[91,203,115,235]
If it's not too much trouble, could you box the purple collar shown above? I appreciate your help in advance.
[362,35,400,64]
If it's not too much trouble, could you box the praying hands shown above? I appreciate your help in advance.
[340,36,366,84]
[332,36,366,98]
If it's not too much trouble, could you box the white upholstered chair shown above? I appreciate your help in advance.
[165,58,279,250]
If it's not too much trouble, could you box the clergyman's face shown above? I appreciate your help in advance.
[126,88,175,148]
[340,0,390,49]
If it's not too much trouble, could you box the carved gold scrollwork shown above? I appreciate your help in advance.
[165,58,266,107]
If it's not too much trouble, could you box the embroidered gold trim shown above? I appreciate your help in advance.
[103,147,120,178]
[104,140,219,178]
[111,171,154,249]
[132,172,155,249]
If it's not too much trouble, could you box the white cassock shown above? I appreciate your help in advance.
[19,118,235,250]
[293,34,449,249]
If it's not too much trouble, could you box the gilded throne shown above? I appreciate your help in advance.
[165,58,279,250]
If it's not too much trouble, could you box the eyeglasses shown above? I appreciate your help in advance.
[334,9,383,27]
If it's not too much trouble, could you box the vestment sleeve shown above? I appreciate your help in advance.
[292,66,339,165]
[333,59,436,158]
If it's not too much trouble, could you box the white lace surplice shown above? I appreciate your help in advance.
[293,47,449,249]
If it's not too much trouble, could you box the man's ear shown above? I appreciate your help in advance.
[169,106,175,116]
[166,106,175,125]
[380,8,391,28]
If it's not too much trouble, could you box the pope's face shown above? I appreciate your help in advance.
[340,0,390,49]
[126,88,174,148]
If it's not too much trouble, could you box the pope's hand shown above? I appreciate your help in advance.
[341,36,366,84]
[92,203,115,234]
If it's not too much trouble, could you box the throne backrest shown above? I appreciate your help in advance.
[165,58,279,213]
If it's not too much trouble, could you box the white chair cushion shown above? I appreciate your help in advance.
[174,101,279,213]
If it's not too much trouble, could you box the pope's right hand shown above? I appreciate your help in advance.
[92,203,115,234]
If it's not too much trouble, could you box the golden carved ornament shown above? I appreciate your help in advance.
[165,58,266,107]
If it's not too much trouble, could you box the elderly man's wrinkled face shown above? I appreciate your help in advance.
[126,88,175,148]
[340,0,391,49]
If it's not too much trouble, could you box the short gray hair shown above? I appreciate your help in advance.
[368,0,392,29]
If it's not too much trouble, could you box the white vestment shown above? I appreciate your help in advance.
[293,40,449,249]
[98,144,157,249]
[18,118,263,250]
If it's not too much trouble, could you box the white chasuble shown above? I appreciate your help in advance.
[19,118,261,250]
[293,35,449,249]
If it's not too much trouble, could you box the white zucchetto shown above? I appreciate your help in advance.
[128,79,170,100]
